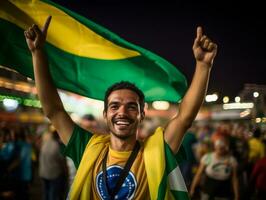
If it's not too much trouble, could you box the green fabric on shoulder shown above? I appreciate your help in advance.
[63,125,93,168]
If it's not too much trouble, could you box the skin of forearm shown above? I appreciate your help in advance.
[190,171,202,195]
[232,175,239,200]
[178,61,211,126]
[32,49,64,118]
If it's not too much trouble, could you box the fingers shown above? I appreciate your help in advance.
[24,17,51,51]
[194,26,203,46]
[24,15,51,39]
[207,43,218,52]
[28,27,36,39]
[195,26,217,51]
[196,26,203,40]
[199,35,217,52]
[24,25,36,40]
[42,16,52,35]
[24,30,32,40]
[32,24,42,37]
[202,37,210,49]
[24,24,42,40]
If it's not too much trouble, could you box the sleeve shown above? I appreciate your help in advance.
[63,124,93,168]
[200,153,210,165]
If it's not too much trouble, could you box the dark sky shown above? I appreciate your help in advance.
[52,0,265,102]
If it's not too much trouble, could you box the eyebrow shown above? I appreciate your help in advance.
[108,101,138,106]
[108,101,120,106]
[127,102,138,106]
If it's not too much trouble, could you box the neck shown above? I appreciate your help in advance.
[110,135,137,151]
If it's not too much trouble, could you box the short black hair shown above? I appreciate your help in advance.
[104,81,145,112]
[82,114,95,121]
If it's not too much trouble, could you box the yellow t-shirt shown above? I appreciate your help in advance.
[64,125,188,199]
[91,144,150,199]
[248,138,265,162]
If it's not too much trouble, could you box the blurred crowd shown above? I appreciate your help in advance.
[1,117,266,200]
[180,122,266,200]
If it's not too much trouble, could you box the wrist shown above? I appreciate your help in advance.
[31,48,44,56]
[196,61,213,70]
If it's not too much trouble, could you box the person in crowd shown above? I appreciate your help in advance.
[80,114,98,130]
[250,139,266,200]
[230,123,249,200]
[190,136,239,200]
[12,128,33,200]
[248,128,265,164]
[39,130,67,200]
[0,128,20,199]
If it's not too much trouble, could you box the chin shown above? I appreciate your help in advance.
[112,131,134,140]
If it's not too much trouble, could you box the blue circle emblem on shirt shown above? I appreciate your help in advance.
[96,165,137,200]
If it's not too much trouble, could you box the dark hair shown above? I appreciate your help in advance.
[82,114,95,121]
[104,81,145,112]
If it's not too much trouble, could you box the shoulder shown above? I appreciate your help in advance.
[201,152,213,165]
[67,124,94,144]
[144,126,164,143]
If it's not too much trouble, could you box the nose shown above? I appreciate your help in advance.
[117,105,128,117]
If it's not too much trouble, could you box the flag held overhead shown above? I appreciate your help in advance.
[0,0,187,102]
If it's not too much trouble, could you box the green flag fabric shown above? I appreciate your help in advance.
[0,0,187,102]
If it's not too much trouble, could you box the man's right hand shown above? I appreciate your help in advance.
[24,16,52,52]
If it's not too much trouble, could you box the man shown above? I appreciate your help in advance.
[24,16,217,199]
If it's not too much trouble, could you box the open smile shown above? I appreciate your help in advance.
[113,118,133,129]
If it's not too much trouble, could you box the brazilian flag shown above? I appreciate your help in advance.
[0,0,187,102]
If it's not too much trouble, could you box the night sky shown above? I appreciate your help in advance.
[52,0,265,102]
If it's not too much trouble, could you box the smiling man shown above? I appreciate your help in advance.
[24,16,217,199]
[104,86,145,144]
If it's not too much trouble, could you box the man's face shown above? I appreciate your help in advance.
[104,89,144,140]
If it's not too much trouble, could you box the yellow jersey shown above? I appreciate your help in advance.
[91,144,150,199]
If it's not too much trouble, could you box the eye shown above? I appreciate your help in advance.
[128,104,138,111]
[109,104,119,110]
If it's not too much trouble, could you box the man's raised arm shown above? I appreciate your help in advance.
[164,27,218,154]
[24,16,74,145]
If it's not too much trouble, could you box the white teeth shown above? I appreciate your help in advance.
[116,121,130,125]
